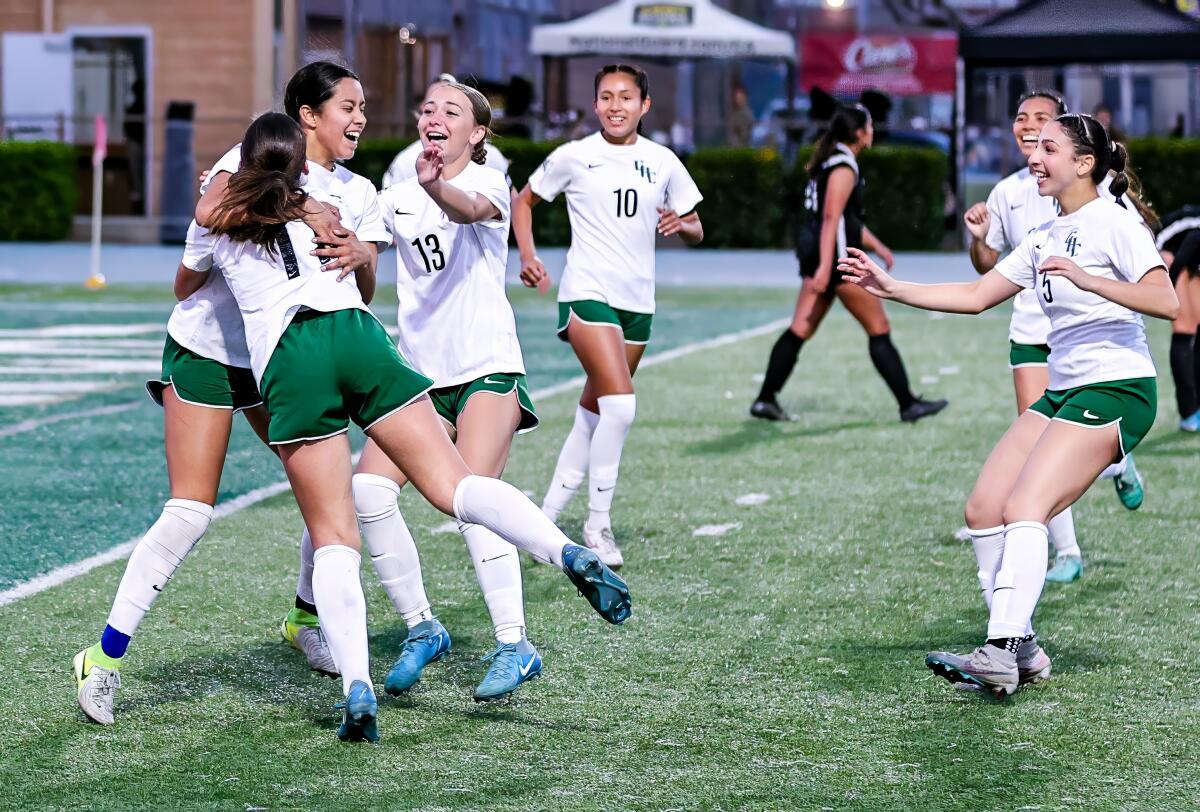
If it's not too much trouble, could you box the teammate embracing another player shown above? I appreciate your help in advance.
[513,64,704,569]
[840,113,1177,696]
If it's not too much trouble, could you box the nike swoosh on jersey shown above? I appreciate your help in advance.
[1010,203,1024,209]
[586,163,602,169]
[394,209,412,215]
[481,376,511,386]
[1082,409,1103,420]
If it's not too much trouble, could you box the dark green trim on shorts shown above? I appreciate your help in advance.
[1009,341,1051,368]
[1028,376,1157,457]
[557,300,653,345]
[428,372,539,434]
[145,334,262,412]
[259,308,434,445]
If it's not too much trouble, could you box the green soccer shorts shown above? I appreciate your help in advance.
[145,335,262,412]
[428,372,539,434]
[557,300,653,345]
[1028,376,1157,457]
[259,308,434,445]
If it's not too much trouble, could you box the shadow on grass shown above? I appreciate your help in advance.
[1130,431,1200,457]
[685,418,881,456]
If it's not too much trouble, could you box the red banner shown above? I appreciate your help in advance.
[800,33,957,97]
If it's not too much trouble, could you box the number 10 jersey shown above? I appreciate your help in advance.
[530,132,703,315]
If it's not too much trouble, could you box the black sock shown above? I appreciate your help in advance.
[295,595,318,616]
[1169,332,1197,419]
[758,329,805,402]
[987,637,1022,654]
[867,333,915,410]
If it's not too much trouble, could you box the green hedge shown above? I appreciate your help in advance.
[347,138,949,250]
[0,142,76,241]
[1126,138,1200,219]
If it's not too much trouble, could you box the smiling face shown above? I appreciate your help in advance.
[594,71,651,143]
[302,77,366,164]
[1028,120,1094,199]
[418,84,485,166]
[1012,96,1058,158]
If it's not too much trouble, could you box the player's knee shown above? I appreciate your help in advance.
[597,392,636,426]
[352,473,401,523]
[1001,497,1043,526]
[964,496,1002,530]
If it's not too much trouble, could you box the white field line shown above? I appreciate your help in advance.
[0,323,163,338]
[0,317,786,607]
[0,400,145,439]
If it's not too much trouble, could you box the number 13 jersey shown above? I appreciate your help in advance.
[379,161,523,388]
[530,132,703,314]
[994,196,1164,391]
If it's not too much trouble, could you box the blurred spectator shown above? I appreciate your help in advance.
[124,78,146,213]
[670,118,694,158]
[726,86,755,147]
[1169,113,1186,138]
[1093,103,1127,144]
[567,108,591,140]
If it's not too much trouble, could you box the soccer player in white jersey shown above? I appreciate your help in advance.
[205,113,631,741]
[352,81,544,702]
[196,62,400,674]
[962,91,1156,585]
[71,62,381,727]
[840,113,1177,696]
[513,64,705,568]
[381,75,511,189]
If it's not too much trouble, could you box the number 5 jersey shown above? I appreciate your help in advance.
[529,132,703,315]
[379,161,524,388]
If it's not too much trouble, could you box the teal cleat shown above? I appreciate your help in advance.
[562,544,632,624]
[473,637,543,702]
[383,618,451,695]
[335,680,379,743]
[1045,554,1083,583]
[1180,411,1200,432]
[1113,455,1145,510]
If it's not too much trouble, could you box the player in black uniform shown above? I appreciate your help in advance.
[1158,205,1200,430]
[751,104,947,423]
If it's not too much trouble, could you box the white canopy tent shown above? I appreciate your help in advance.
[530,0,796,61]
[530,0,797,145]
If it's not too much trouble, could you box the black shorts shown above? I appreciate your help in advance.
[1168,230,1200,285]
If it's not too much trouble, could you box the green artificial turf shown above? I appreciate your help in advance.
[1,284,1198,810]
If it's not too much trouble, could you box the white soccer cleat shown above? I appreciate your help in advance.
[73,647,120,726]
[281,609,339,678]
[582,523,624,569]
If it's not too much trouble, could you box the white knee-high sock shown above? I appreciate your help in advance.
[311,544,371,695]
[586,393,637,531]
[967,525,1005,611]
[1048,506,1081,559]
[296,527,316,607]
[1099,457,1127,479]
[460,522,525,644]
[541,405,599,521]
[352,473,432,628]
[106,499,213,636]
[988,521,1049,640]
[453,475,569,568]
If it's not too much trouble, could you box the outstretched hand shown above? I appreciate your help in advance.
[416,145,445,186]
[520,255,550,293]
[838,247,897,298]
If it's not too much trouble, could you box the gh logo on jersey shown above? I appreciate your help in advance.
[634,160,656,183]
[1064,230,1081,257]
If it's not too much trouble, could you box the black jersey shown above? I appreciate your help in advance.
[797,143,865,276]
[1158,205,1200,283]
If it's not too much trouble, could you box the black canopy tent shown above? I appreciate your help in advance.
[955,0,1200,219]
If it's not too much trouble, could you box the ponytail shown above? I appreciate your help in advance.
[206,113,310,252]
[806,104,871,175]
[1055,113,1159,231]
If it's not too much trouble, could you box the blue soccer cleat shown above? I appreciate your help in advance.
[473,637,543,702]
[383,618,451,695]
[562,544,632,624]
[1045,554,1083,584]
[335,680,379,743]
[1181,411,1200,432]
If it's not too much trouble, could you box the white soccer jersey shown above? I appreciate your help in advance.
[994,196,1164,391]
[986,170,1141,345]
[211,220,372,384]
[165,220,250,368]
[379,162,522,387]
[168,146,390,372]
[383,142,511,189]
[529,132,703,314]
